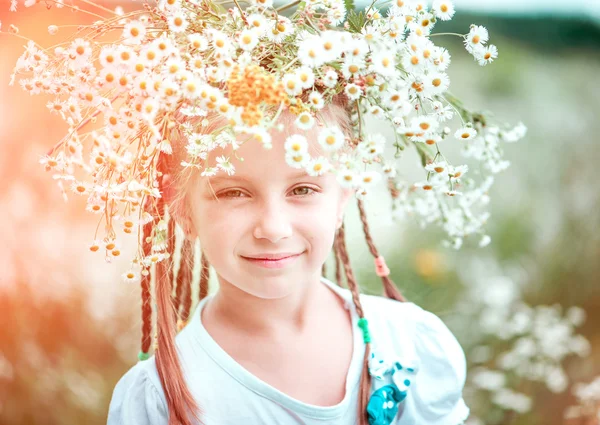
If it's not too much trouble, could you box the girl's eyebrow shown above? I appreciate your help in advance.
[206,171,315,186]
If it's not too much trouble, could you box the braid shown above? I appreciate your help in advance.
[336,223,371,425]
[180,244,194,324]
[176,238,194,327]
[199,251,210,302]
[333,231,345,288]
[139,197,155,359]
[356,199,407,302]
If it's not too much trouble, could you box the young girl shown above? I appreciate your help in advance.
[107,94,470,425]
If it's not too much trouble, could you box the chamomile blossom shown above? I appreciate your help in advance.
[425,161,449,175]
[122,20,146,45]
[307,91,325,109]
[188,33,208,51]
[474,44,498,66]
[285,134,309,154]
[358,170,382,188]
[238,29,259,51]
[285,151,311,169]
[282,73,303,96]
[465,25,489,52]
[216,155,235,175]
[297,36,326,68]
[318,126,346,152]
[322,69,338,88]
[295,112,315,130]
[345,83,362,101]
[432,0,455,20]
[371,50,397,77]
[455,127,477,141]
[337,168,358,188]
[424,72,450,95]
[306,156,331,176]
[448,164,468,181]
[167,10,189,33]
[246,13,268,35]
[210,30,232,53]
[295,66,315,89]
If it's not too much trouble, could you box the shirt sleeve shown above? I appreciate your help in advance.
[107,362,169,425]
[405,303,470,425]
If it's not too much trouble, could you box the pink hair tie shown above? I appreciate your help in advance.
[375,255,390,277]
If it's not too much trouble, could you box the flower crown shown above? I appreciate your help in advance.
[4,0,526,282]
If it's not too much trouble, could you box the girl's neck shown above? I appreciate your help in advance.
[203,273,344,340]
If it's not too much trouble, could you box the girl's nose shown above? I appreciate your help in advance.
[252,199,293,243]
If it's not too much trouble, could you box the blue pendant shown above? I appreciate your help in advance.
[366,384,407,425]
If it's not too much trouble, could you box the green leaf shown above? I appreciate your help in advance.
[344,0,355,14]
[347,10,365,33]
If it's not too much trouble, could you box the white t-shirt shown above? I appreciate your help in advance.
[107,277,470,425]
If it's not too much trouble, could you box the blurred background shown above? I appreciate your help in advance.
[0,0,599,424]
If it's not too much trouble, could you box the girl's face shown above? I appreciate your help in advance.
[183,126,353,300]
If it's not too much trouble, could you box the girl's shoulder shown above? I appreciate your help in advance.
[358,293,471,425]
[107,356,169,425]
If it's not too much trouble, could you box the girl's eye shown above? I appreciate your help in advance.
[291,186,317,197]
[219,189,246,198]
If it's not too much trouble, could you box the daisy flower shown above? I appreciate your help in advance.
[247,13,268,35]
[265,17,293,43]
[122,269,141,284]
[414,179,444,191]
[152,35,175,59]
[465,25,489,52]
[322,69,338,88]
[167,10,189,33]
[295,66,315,90]
[423,133,442,146]
[297,37,326,68]
[285,134,308,154]
[181,75,202,99]
[341,58,365,80]
[448,164,468,180]
[141,97,160,120]
[455,127,477,141]
[371,50,396,77]
[423,72,450,95]
[358,170,382,188]
[139,44,161,68]
[337,168,358,188]
[238,29,259,51]
[285,151,311,169]
[305,156,331,176]
[432,0,455,21]
[250,127,272,149]
[344,37,369,60]
[70,180,92,196]
[200,167,218,177]
[216,155,236,175]
[282,73,302,96]
[122,20,146,45]
[318,126,346,152]
[345,83,362,101]
[188,33,208,51]
[319,30,344,62]
[163,57,187,78]
[115,45,135,69]
[411,115,439,133]
[210,30,232,53]
[475,44,498,66]
[307,91,324,109]
[431,46,451,71]
[425,161,448,175]
[295,112,315,130]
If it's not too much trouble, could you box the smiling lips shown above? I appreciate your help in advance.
[241,252,303,269]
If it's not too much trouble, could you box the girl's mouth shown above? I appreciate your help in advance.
[241,252,303,269]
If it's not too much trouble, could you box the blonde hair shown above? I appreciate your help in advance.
[144,94,406,425]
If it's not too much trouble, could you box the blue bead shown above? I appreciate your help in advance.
[404,379,411,386]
